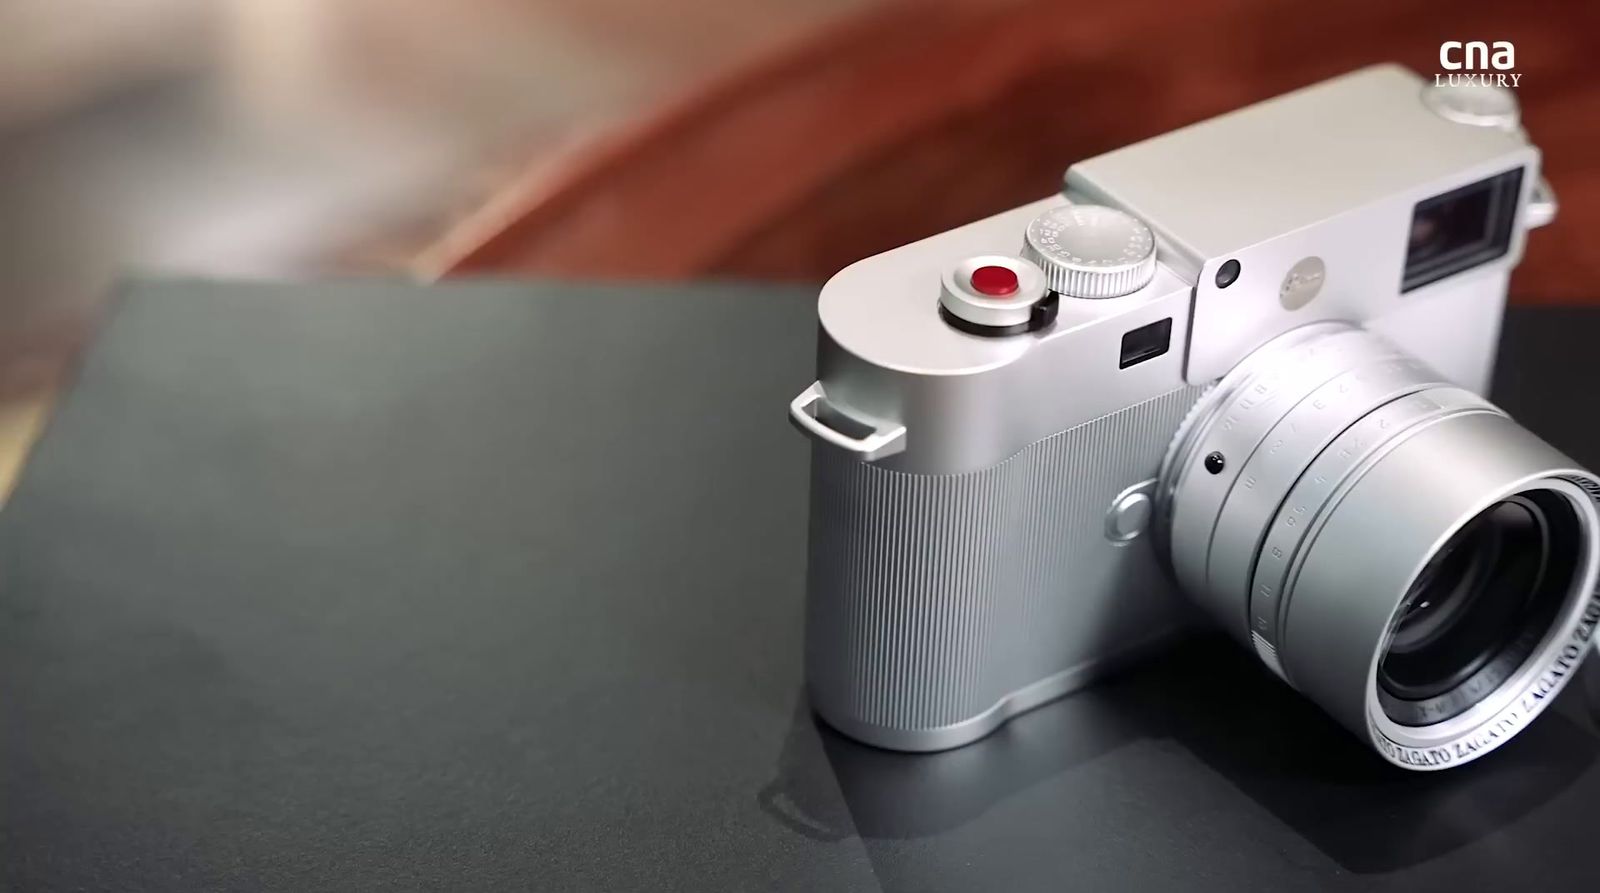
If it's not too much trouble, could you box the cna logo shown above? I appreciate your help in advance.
[1436,41,1521,87]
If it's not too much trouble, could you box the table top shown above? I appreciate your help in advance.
[3,280,1599,891]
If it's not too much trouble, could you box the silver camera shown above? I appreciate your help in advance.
[789,65,1600,770]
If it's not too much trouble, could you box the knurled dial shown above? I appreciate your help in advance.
[1021,204,1158,299]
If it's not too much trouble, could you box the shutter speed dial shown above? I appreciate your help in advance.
[1021,204,1158,299]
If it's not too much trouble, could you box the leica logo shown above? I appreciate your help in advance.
[1436,41,1521,87]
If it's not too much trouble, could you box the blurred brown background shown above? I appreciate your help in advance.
[2,0,1597,500]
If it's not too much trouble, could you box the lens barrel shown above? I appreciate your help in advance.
[1158,324,1600,770]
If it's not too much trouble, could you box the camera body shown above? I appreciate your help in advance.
[791,65,1564,754]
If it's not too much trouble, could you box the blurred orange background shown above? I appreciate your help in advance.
[2,0,1597,499]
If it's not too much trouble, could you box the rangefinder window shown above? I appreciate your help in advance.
[1402,168,1523,293]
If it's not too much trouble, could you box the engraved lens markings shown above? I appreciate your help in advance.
[1247,389,1489,679]
[1167,327,1400,621]
[1373,588,1600,769]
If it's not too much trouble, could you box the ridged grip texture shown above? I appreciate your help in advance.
[804,386,1204,742]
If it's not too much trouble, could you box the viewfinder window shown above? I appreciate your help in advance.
[1402,168,1523,293]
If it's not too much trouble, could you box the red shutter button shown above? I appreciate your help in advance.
[969,265,1020,298]
[939,255,1046,334]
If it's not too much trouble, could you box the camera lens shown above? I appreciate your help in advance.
[1377,493,1580,725]
[1158,324,1600,770]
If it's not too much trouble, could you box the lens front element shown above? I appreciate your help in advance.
[1377,492,1580,727]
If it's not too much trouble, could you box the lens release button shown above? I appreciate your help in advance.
[1106,479,1158,544]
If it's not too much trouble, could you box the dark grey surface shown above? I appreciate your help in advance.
[2,280,1599,892]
